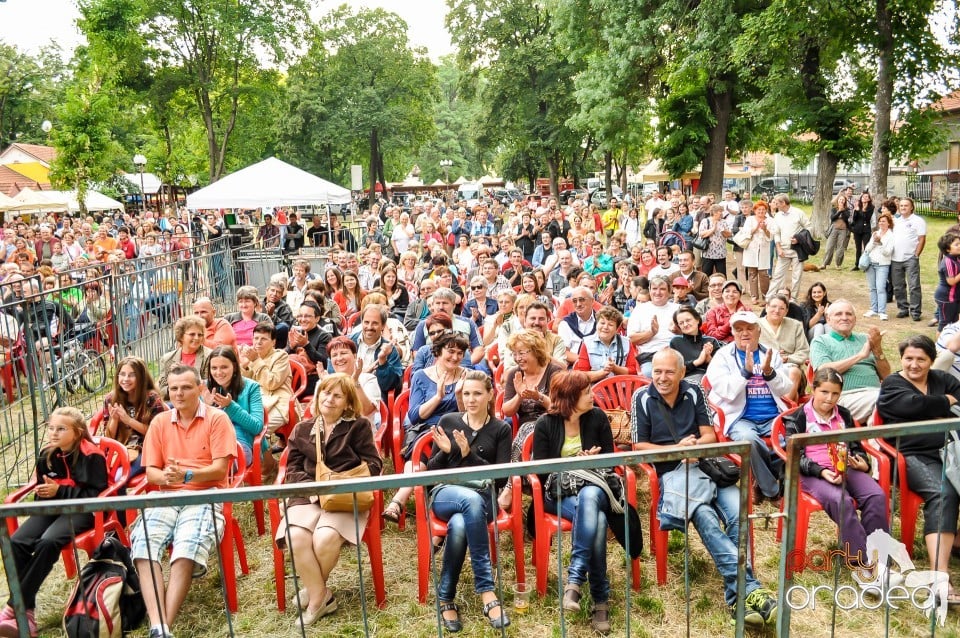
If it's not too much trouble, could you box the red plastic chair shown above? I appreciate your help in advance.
[390,390,411,530]
[868,408,923,557]
[493,392,519,436]
[243,416,269,536]
[402,365,413,391]
[4,436,131,580]
[268,448,386,611]
[772,407,891,573]
[289,358,308,402]
[493,363,505,391]
[88,408,105,436]
[522,435,640,596]
[0,332,25,403]
[129,442,250,612]
[592,375,650,412]
[487,342,500,369]
[411,433,525,603]
[374,402,391,465]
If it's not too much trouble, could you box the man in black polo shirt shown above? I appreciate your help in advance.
[633,348,777,627]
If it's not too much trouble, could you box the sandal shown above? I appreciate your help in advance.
[483,599,510,629]
[382,499,403,524]
[439,601,462,633]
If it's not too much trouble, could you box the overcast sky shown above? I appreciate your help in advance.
[0,0,454,61]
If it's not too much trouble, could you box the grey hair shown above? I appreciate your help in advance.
[432,287,457,303]
[653,347,686,372]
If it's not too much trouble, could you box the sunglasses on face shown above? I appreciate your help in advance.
[470,285,484,290]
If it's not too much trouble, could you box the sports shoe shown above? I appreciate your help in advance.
[896,311,909,318]
[744,588,777,626]
[853,566,905,597]
[147,626,175,638]
[863,310,877,318]
[879,313,888,321]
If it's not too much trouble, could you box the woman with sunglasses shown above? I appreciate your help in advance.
[463,276,498,328]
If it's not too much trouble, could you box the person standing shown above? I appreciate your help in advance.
[767,194,810,300]
[850,192,874,270]
[820,194,852,270]
[890,197,926,321]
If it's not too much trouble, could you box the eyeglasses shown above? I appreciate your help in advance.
[572,297,589,303]
[427,329,448,338]
[470,285,484,290]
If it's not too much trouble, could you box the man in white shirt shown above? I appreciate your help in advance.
[557,286,597,357]
[767,194,810,300]
[647,245,681,281]
[627,275,679,376]
[890,197,926,321]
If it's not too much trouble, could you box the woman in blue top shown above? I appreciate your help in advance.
[383,331,469,524]
[204,346,269,473]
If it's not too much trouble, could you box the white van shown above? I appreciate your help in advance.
[457,182,483,207]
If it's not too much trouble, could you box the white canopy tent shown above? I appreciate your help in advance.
[45,190,124,213]
[186,157,351,209]
[9,187,65,213]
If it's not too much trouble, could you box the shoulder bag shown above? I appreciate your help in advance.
[315,418,375,512]
[657,401,740,488]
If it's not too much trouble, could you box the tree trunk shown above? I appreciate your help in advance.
[369,128,379,198]
[870,0,894,199]
[701,83,733,196]
[812,149,839,237]
[546,154,560,200]
[604,150,613,200]
[619,150,628,193]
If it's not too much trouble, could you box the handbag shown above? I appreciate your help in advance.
[858,251,872,271]
[603,408,632,446]
[544,468,625,514]
[314,419,375,513]
[691,236,709,251]
[656,401,740,488]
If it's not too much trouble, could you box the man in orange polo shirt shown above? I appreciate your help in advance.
[193,297,237,349]
[129,365,237,638]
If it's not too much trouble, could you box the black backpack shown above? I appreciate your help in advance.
[63,534,146,638]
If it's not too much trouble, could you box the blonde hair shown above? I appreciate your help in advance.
[311,373,363,422]
[506,329,549,367]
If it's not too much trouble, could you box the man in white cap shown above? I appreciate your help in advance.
[706,310,792,502]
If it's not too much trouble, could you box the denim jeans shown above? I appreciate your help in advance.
[432,485,496,601]
[544,485,610,603]
[689,485,761,606]
[727,417,782,499]
[867,264,890,314]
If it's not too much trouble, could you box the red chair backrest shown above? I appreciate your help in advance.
[771,407,801,461]
[592,375,650,412]
[89,409,106,436]
[289,359,307,397]
[522,431,534,462]
[412,432,434,468]
[94,436,131,490]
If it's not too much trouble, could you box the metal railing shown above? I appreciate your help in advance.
[0,441,753,638]
[777,417,960,637]
[0,235,294,492]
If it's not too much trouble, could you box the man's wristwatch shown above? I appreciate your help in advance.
[183,470,194,484]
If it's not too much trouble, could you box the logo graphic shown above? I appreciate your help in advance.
[785,530,948,625]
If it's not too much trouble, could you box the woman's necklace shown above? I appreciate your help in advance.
[464,411,489,432]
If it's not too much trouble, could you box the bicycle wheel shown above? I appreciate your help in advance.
[78,349,108,393]
[60,357,81,395]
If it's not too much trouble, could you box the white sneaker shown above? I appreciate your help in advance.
[879,313,888,321]
[854,566,905,597]
[863,311,877,318]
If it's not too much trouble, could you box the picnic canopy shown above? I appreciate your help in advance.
[9,187,64,212]
[45,190,125,213]
[186,157,351,209]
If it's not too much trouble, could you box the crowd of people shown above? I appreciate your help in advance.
[5,182,960,637]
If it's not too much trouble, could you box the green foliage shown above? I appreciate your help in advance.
[0,42,67,149]
[48,67,124,214]
[279,6,437,193]
[447,0,583,195]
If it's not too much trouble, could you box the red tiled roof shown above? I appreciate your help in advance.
[931,90,960,114]
[0,166,46,197]
[6,143,57,165]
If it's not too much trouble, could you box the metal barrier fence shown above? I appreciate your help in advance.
[777,417,960,637]
[0,441,754,638]
[0,235,295,493]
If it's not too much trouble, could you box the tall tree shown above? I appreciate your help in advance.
[735,0,873,234]
[447,0,582,198]
[0,43,67,148]
[79,0,306,182]
[868,0,958,197]
[48,66,124,215]
[279,7,437,195]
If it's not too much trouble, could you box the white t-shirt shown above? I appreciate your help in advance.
[891,214,926,261]
[627,301,679,354]
[648,263,681,281]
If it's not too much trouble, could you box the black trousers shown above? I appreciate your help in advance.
[9,513,93,608]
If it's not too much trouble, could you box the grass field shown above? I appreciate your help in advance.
[9,215,960,637]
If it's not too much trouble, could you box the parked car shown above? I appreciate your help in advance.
[588,185,624,208]
[832,179,859,195]
[755,177,790,197]
[559,188,588,203]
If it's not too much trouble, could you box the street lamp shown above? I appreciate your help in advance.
[133,154,147,215]
[440,159,453,184]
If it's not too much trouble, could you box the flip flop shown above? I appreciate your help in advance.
[382,500,403,523]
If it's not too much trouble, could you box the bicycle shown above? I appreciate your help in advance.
[795,188,814,205]
[50,338,108,395]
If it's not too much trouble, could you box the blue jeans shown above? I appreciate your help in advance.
[867,264,890,314]
[690,485,761,606]
[727,417,782,499]
[432,485,496,601]
[544,485,610,603]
